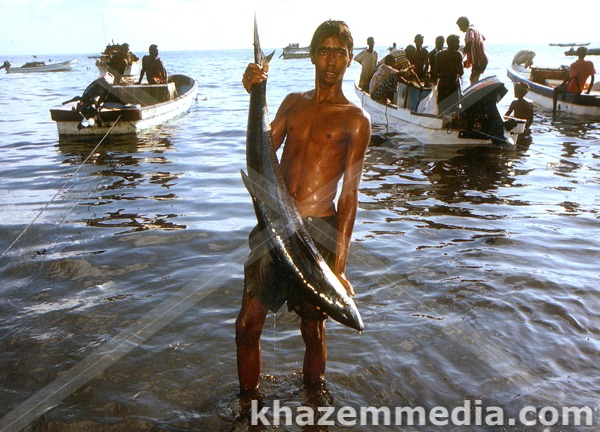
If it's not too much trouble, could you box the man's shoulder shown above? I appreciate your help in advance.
[342,101,371,128]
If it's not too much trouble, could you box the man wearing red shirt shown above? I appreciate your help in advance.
[567,47,596,94]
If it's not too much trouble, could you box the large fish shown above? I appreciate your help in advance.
[240,18,364,332]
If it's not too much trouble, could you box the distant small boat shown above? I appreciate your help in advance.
[549,42,590,47]
[1,59,77,73]
[50,73,198,135]
[280,43,310,59]
[507,64,600,118]
[564,47,600,56]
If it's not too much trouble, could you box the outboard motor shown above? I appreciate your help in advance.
[62,72,114,129]
[459,77,510,145]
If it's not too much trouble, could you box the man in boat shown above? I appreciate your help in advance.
[411,34,430,84]
[369,54,418,103]
[109,43,139,84]
[236,19,371,393]
[432,34,464,116]
[428,36,445,79]
[138,44,168,85]
[456,16,488,85]
[354,36,378,91]
[567,46,596,95]
[553,46,596,115]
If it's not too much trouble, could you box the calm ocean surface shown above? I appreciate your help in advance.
[1,42,599,431]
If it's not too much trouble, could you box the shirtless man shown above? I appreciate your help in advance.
[236,20,371,393]
[138,44,167,85]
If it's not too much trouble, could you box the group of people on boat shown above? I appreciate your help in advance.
[104,42,168,85]
[354,16,488,116]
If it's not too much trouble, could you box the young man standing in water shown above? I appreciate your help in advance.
[236,20,371,393]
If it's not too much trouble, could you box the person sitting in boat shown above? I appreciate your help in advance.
[369,54,417,103]
[505,82,533,134]
[567,46,596,95]
[138,44,168,85]
[432,34,464,116]
[553,46,596,115]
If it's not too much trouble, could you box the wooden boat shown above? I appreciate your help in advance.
[564,47,600,56]
[280,43,310,59]
[49,73,198,135]
[1,59,77,73]
[94,42,140,76]
[549,42,590,47]
[355,76,526,146]
[507,64,600,117]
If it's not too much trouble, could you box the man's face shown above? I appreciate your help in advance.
[311,35,352,86]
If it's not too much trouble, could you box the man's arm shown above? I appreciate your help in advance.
[334,111,371,296]
[138,59,145,84]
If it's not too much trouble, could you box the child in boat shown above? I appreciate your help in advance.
[505,81,533,134]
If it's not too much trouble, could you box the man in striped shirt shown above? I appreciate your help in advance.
[457,16,488,85]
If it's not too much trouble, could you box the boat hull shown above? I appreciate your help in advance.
[6,59,77,73]
[507,64,600,117]
[49,74,198,135]
[355,78,523,146]
[281,52,310,59]
[280,43,311,59]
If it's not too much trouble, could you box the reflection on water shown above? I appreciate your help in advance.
[56,134,187,233]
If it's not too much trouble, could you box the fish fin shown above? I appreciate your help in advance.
[265,50,275,65]
[253,16,275,67]
[240,169,256,197]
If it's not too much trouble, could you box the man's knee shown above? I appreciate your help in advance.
[301,319,326,347]
[236,300,267,345]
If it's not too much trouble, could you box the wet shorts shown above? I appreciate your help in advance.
[244,215,337,321]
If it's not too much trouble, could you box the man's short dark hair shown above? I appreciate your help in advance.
[456,16,470,27]
[576,46,588,57]
[447,34,460,49]
[310,20,354,56]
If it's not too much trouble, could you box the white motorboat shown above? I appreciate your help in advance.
[355,77,525,146]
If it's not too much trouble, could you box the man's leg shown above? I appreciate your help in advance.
[235,290,268,392]
[300,318,327,386]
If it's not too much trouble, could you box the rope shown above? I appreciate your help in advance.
[0,115,123,261]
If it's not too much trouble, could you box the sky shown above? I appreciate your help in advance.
[1,0,599,56]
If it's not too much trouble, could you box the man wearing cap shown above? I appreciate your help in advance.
[138,44,168,85]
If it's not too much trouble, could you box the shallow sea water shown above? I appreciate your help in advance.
[0,42,599,431]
